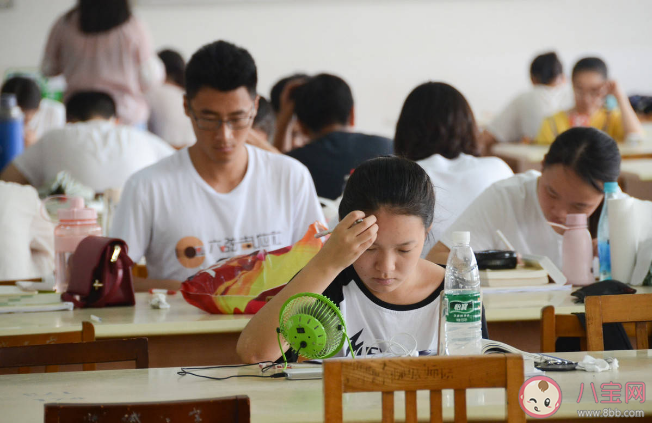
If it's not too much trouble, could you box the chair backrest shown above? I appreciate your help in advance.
[0,321,95,372]
[586,294,652,351]
[0,337,148,371]
[323,354,525,423]
[44,395,250,423]
[540,306,586,353]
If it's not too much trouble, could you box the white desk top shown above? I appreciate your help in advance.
[621,159,652,181]
[0,293,251,338]
[1,350,650,422]
[492,141,652,164]
[2,287,652,338]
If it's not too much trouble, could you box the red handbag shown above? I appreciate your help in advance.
[62,236,136,308]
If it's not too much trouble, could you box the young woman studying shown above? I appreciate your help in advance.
[237,156,487,362]
[427,127,621,270]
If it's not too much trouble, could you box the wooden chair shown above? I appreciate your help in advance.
[0,338,149,371]
[324,354,525,423]
[44,396,250,423]
[0,321,95,372]
[540,305,587,353]
[586,293,652,351]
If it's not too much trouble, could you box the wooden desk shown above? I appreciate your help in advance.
[1,350,650,422]
[3,287,651,366]
[0,293,250,367]
[492,141,652,174]
[620,159,652,201]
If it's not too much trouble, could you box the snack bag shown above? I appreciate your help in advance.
[180,222,326,314]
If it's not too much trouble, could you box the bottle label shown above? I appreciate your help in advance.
[445,292,481,323]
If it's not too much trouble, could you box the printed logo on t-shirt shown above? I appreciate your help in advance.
[345,328,382,357]
[175,236,206,268]
[175,231,285,268]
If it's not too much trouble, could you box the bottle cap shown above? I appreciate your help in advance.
[57,197,97,221]
[0,93,17,109]
[452,231,470,245]
[565,213,587,228]
[604,182,619,194]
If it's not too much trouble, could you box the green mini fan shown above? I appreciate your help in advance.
[276,293,355,366]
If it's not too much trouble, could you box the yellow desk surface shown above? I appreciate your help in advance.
[3,287,652,338]
[0,292,251,338]
[1,350,650,422]
[621,159,652,181]
[492,141,652,174]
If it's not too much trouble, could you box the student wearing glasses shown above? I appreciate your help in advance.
[535,57,643,144]
[110,40,325,291]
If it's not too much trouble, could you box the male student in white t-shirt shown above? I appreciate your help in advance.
[481,52,573,148]
[110,40,325,291]
[0,91,174,192]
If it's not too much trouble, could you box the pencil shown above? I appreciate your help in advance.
[314,218,364,238]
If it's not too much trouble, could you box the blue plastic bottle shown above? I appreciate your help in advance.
[597,182,620,281]
[0,93,24,172]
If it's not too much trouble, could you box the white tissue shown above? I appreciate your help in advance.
[149,293,170,309]
[577,355,619,372]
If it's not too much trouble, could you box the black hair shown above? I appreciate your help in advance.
[252,96,276,141]
[294,73,353,134]
[158,49,186,88]
[66,0,131,34]
[1,76,42,110]
[530,52,563,85]
[65,91,116,122]
[339,156,435,230]
[269,73,308,113]
[572,57,608,80]
[185,40,257,100]
[543,127,620,237]
[394,82,479,161]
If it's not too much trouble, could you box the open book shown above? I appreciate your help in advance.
[482,339,576,370]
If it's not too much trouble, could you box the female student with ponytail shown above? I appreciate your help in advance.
[428,127,621,269]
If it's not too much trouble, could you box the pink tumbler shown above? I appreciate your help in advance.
[561,213,594,286]
[54,197,102,292]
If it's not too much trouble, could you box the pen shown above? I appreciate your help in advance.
[314,219,364,239]
[496,229,515,251]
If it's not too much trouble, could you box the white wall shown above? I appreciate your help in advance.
[1,0,651,136]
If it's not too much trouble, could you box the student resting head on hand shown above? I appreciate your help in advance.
[238,156,488,363]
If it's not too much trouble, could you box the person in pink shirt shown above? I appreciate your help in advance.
[40,0,164,127]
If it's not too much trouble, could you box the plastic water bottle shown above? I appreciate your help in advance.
[0,93,24,172]
[597,182,619,281]
[443,231,482,355]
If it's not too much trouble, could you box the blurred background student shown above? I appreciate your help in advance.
[146,49,196,149]
[40,0,164,128]
[1,76,65,148]
[270,73,309,153]
[483,52,573,146]
[1,91,174,193]
[394,82,514,256]
[535,57,643,144]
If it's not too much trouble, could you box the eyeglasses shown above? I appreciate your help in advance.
[187,104,256,131]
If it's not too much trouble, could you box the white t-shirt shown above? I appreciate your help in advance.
[487,84,574,142]
[417,153,514,255]
[0,182,54,280]
[440,171,564,269]
[146,83,196,148]
[322,266,443,357]
[28,98,66,140]
[110,145,325,281]
[13,120,174,192]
